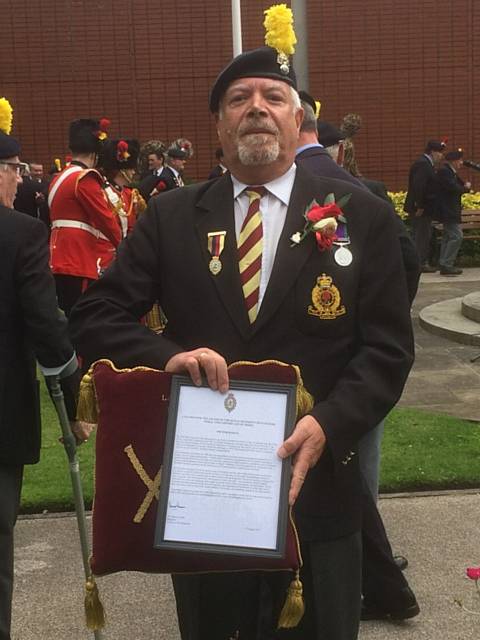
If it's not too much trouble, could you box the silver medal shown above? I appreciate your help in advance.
[334,246,353,267]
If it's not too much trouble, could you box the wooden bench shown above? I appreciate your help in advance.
[433,209,480,241]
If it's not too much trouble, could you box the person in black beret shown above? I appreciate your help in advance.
[297,99,419,620]
[0,98,88,640]
[296,95,365,189]
[404,139,447,272]
[435,148,471,275]
[70,10,414,639]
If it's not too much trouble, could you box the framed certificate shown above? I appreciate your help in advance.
[154,376,297,558]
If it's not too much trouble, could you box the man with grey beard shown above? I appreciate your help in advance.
[70,46,414,640]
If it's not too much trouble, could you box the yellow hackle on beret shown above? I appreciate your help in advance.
[0,98,13,135]
[264,4,297,56]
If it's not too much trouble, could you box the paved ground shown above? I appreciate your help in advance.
[12,492,480,640]
[10,268,480,639]
[399,267,480,420]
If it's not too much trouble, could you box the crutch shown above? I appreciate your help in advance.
[45,374,105,639]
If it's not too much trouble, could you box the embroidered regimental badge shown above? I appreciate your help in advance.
[224,392,237,413]
[308,273,346,320]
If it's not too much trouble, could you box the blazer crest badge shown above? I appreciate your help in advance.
[308,273,346,320]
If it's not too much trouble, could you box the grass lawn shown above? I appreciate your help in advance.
[20,380,480,513]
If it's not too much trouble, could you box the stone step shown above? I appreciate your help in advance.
[419,296,480,346]
[462,291,480,323]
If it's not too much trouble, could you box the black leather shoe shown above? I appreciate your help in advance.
[394,555,408,571]
[361,587,420,621]
[421,264,437,273]
[439,266,463,275]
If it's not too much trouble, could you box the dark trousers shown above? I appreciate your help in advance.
[54,274,93,318]
[361,485,408,608]
[0,465,23,640]
[410,214,433,265]
[172,530,362,640]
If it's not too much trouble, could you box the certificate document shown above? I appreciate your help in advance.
[154,377,296,558]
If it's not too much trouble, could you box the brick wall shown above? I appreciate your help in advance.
[3,0,478,190]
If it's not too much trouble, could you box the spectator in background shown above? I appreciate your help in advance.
[137,140,167,181]
[404,139,446,272]
[14,160,50,228]
[48,118,121,316]
[436,149,471,276]
[0,98,86,640]
[304,102,419,621]
[139,147,187,201]
[97,138,144,274]
[208,147,227,179]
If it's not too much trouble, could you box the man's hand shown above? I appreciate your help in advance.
[165,348,229,393]
[415,208,424,217]
[278,415,326,506]
[60,421,95,446]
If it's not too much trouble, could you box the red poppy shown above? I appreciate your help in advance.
[306,202,342,224]
[466,567,480,581]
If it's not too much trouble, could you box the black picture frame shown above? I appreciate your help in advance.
[154,375,296,559]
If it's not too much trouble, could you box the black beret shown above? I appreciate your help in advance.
[209,46,297,113]
[445,149,463,161]
[317,121,345,147]
[0,131,21,159]
[298,90,316,114]
[69,119,102,154]
[425,140,446,153]
[99,139,140,171]
[167,147,188,159]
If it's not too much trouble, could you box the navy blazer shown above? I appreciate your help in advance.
[435,164,469,223]
[70,166,414,541]
[0,208,75,465]
[404,155,437,217]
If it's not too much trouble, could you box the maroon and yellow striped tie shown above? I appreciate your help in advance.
[238,186,265,323]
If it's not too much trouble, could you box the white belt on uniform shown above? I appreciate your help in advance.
[51,219,109,241]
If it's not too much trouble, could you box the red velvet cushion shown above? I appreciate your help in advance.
[91,359,301,576]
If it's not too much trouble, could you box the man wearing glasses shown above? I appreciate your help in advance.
[0,109,88,640]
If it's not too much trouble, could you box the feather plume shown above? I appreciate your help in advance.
[340,113,362,139]
[0,98,13,135]
[264,4,296,56]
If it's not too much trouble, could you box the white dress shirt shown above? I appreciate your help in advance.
[231,164,296,308]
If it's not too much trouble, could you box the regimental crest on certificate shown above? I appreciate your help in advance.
[224,392,237,413]
[154,376,297,559]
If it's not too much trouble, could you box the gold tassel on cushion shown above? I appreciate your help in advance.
[277,570,305,628]
[84,575,105,630]
[76,367,98,423]
[292,365,314,418]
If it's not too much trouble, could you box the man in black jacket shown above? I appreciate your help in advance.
[0,115,86,640]
[436,149,470,275]
[404,140,446,272]
[70,47,414,640]
[296,97,419,621]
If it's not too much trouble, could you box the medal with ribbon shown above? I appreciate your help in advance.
[333,215,353,267]
[207,231,226,275]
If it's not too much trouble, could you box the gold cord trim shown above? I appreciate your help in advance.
[124,444,162,523]
[228,359,314,418]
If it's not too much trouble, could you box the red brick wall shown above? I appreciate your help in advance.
[307,0,479,190]
[3,0,478,190]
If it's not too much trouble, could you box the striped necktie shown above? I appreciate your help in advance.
[238,186,265,323]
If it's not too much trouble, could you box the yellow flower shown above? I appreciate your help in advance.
[0,97,13,135]
[264,4,296,56]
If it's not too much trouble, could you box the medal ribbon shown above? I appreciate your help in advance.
[208,231,226,260]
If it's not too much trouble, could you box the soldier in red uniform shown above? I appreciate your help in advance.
[49,119,122,316]
[97,138,145,273]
